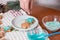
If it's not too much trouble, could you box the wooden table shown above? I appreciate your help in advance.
[31,4,60,40]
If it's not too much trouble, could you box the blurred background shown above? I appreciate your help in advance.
[0,0,60,13]
[0,0,20,13]
[34,0,60,10]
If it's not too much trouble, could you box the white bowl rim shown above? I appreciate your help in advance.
[12,15,39,31]
[42,15,60,31]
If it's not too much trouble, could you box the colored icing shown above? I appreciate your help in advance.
[46,21,60,30]
[26,18,34,24]
[4,26,11,31]
[27,32,46,40]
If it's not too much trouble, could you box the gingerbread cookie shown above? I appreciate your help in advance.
[21,22,30,29]
[4,26,11,32]
[4,26,14,32]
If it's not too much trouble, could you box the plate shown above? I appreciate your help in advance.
[12,15,38,31]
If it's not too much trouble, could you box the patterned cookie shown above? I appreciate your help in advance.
[4,26,11,32]
[26,18,35,24]
[21,22,30,29]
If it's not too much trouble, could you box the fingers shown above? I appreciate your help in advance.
[19,0,30,14]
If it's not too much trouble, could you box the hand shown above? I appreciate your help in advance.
[19,0,31,14]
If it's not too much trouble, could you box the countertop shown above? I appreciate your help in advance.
[31,4,60,40]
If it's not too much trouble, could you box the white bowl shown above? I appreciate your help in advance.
[12,15,38,31]
[42,15,60,31]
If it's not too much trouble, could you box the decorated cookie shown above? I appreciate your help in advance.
[4,26,11,32]
[21,22,30,29]
[7,27,14,32]
[4,26,14,32]
[26,18,35,24]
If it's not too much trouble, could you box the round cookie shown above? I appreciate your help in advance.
[26,18,35,24]
[4,26,11,32]
[21,22,30,29]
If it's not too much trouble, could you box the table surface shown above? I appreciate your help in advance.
[31,4,60,40]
